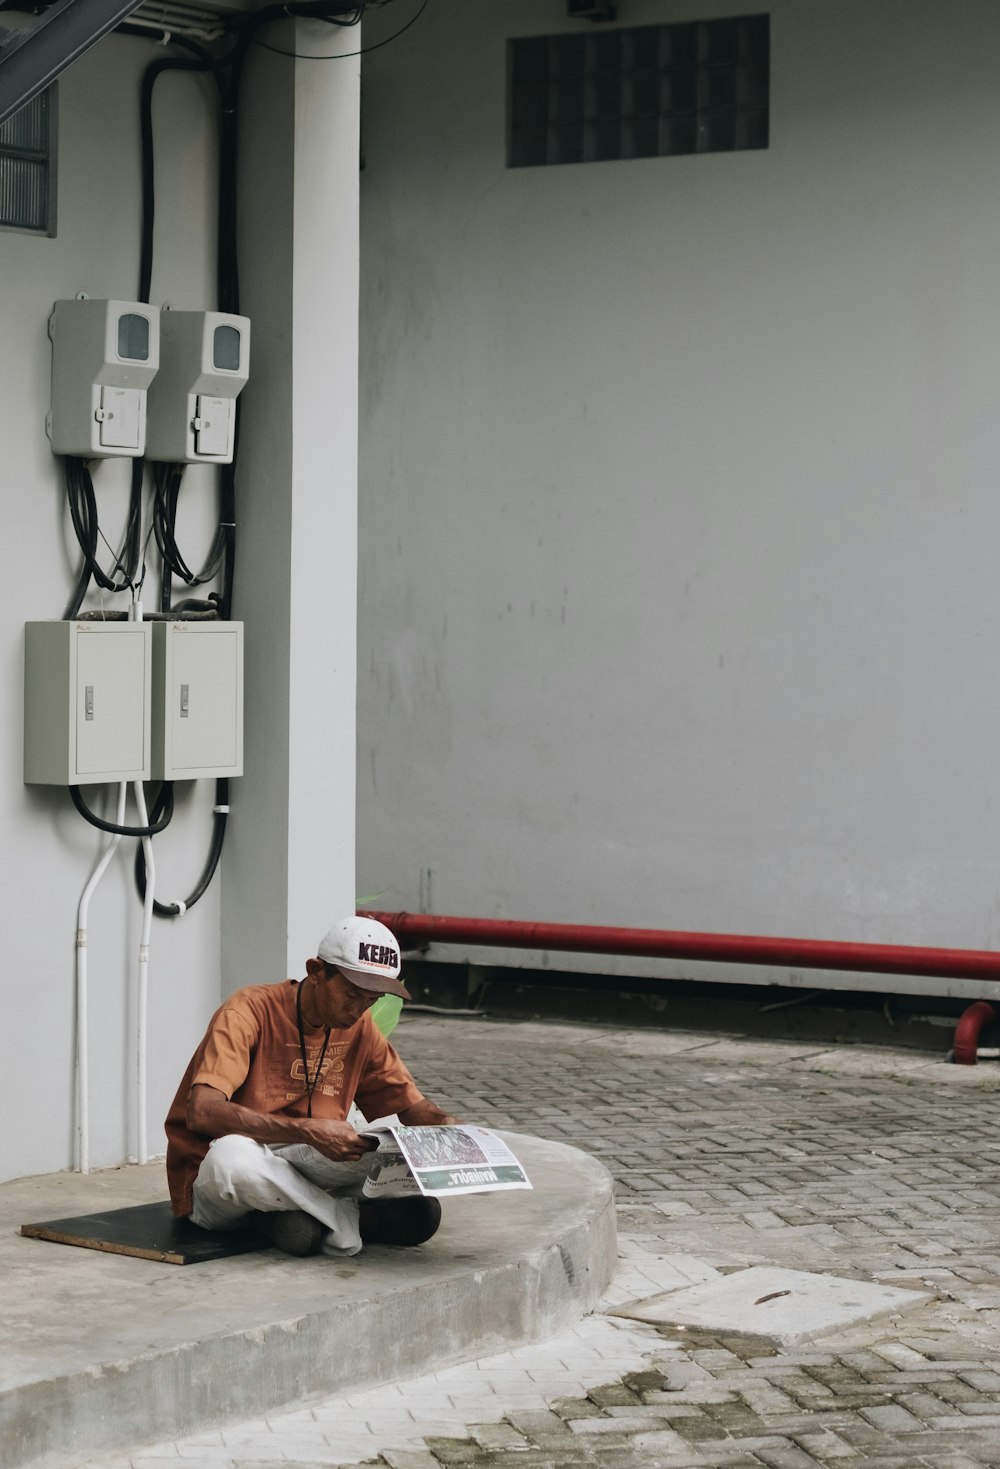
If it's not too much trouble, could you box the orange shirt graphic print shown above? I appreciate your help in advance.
[287,1040,349,1103]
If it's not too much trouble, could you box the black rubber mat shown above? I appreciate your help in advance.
[20,1200,270,1265]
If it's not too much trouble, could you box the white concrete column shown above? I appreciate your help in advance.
[223,22,359,985]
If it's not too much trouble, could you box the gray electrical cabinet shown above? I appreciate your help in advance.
[151,621,243,780]
[24,621,152,785]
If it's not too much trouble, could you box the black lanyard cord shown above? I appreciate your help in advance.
[295,982,331,1118]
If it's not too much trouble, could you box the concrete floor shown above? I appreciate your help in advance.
[2,1127,615,1469]
[10,1012,1000,1469]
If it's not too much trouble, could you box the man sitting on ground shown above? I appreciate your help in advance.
[165,915,457,1257]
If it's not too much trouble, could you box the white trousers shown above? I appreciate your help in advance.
[190,1134,371,1257]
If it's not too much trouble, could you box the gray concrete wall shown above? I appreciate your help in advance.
[357,0,1000,999]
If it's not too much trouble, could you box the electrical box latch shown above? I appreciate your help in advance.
[97,386,142,450]
[193,396,232,458]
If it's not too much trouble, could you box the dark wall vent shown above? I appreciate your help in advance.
[0,85,56,234]
[508,14,769,168]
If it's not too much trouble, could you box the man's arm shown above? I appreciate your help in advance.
[396,1097,460,1127]
[187,1084,375,1161]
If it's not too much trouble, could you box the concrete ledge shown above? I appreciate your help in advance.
[0,1133,615,1469]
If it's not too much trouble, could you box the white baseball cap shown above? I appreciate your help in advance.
[317,916,410,1000]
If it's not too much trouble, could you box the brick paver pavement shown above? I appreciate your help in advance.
[85,1015,1000,1469]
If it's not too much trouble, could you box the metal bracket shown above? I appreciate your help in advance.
[0,0,147,129]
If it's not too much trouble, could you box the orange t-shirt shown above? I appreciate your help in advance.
[165,980,424,1216]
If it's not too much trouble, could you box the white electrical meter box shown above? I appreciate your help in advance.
[151,621,243,780]
[144,311,250,464]
[24,621,152,785]
[46,299,160,458]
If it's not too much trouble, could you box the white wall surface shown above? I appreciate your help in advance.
[0,22,360,1183]
[357,0,1000,999]
[0,36,223,1180]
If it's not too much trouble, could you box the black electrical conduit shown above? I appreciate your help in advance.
[153,462,227,612]
[137,41,246,625]
[134,778,229,915]
[63,455,144,619]
[137,48,221,306]
[70,782,174,837]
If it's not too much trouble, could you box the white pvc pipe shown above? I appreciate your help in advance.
[133,780,155,1167]
[75,782,128,1173]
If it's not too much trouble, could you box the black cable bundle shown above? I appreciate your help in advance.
[63,455,144,619]
[134,777,229,915]
[137,47,220,307]
[151,462,228,612]
[70,782,174,837]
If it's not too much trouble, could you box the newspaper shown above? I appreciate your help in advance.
[359,1124,532,1199]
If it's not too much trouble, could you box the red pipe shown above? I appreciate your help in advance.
[364,910,1000,984]
[953,1001,998,1065]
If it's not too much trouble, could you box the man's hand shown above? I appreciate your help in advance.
[300,1118,378,1162]
[187,1084,379,1160]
